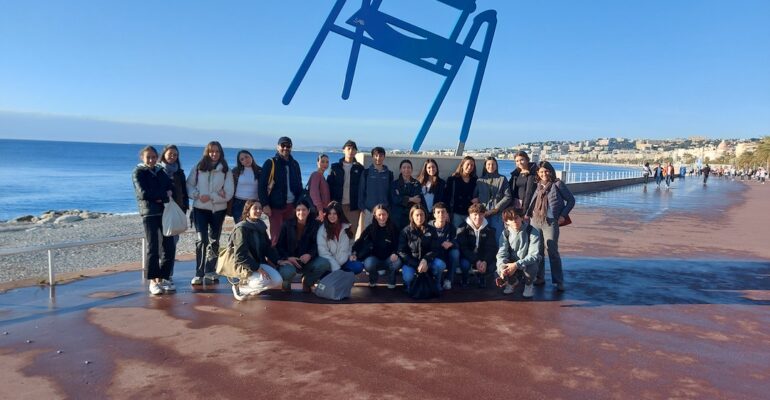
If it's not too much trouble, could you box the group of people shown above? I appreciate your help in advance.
[132,137,575,300]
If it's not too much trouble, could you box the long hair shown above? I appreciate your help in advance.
[416,158,439,188]
[536,161,557,183]
[452,156,477,179]
[160,144,182,168]
[196,141,229,173]
[323,201,353,240]
[232,149,259,179]
[481,156,499,178]
[408,204,427,233]
[241,200,262,222]
[370,203,397,238]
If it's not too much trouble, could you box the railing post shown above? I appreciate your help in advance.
[141,238,147,271]
[47,249,55,286]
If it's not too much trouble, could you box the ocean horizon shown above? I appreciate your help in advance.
[0,138,639,221]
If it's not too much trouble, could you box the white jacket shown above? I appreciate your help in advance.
[317,223,353,271]
[186,163,234,212]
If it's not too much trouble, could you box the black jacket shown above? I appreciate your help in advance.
[258,154,302,210]
[456,221,498,266]
[510,162,537,211]
[353,222,399,260]
[398,225,439,266]
[275,218,321,260]
[132,164,173,217]
[444,175,477,216]
[391,177,423,229]
[421,177,446,213]
[428,220,458,260]
[232,219,279,272]
[327,158,365,211]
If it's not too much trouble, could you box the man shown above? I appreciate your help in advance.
[259,136,303,245]
[456,203,498,288]
[428,202,460,290]
[702,164,711,185]
[496,207,542,298]
[357,146,394,232]
[327,140,365,237]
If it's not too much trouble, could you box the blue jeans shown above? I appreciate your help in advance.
[438,248,460,284]
[278,256,331,289]
[532,218,563,284]
[402,258,446,291]
[363,256,401,285]
[459,258,492,286]
[193,208,226,278]
[487,213,503,244]
[341,260,365,274]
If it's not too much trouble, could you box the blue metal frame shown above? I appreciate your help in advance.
[282,0,497,155]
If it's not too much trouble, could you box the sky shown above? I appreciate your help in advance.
[1,0,769,150]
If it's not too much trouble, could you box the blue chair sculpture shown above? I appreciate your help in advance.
[282,0,497,155]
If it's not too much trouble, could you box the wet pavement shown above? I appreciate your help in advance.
[1,258,769,399]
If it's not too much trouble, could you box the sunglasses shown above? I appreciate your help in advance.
[280,144,292,149]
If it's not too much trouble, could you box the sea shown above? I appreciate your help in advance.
[0,139,639,221]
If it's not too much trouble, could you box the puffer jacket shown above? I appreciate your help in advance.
[526,180,575,221]
[132,164,172,217]
[474,172,511,213]
[258,154,302,210]
[397,224,439,266]
[231,219,279,272]
[456,217,498,266]
[186,163,234,212]
[317,223,354,271]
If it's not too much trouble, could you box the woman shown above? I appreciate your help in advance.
[398,205,445,292]
[416,158,446,216]
[391,159,423,230]
[353,204,401,288]
[186,141,234,286]
[473,156,511,240]
[132,145,176,295]
[275,200,331,292]
[308,153,331,221]
[445,156,477,227]
[159,144,189,287]
[230,200,283,300]
[526,161,575,291]
[653,162,663,187]
[230,150,261,223]
[317,201,364,274]
[510,151,538,211]
[642,162,652,185]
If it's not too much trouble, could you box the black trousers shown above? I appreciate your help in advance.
[142,215,176,280]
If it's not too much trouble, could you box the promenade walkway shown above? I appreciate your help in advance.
[1,177,769,399]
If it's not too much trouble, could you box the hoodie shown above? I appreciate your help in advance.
[456,217,497,266]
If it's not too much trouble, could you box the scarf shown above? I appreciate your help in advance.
[159,161,179,176]
[533,181,553,225]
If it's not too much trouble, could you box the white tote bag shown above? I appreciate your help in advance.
[162,201,188,237]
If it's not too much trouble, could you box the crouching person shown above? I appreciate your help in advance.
[496,207,542,298]
[231,200,283,300]
[354,204,401,289]
[318,201,365,274]
[428,202,460,290]
[457,203,498,288]
[398,205,445,292]
[276,200,331,292]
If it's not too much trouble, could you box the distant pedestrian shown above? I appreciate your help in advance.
[652,162,663,187]
[230,150,261,223]
[679,165,687,180]
[445,156,478,227]
[665,162,675,188]
[308,154,331,221]
[702,164,711,184]
[642,162,651,185]
[327,140,365,236]
[259,137,302,245]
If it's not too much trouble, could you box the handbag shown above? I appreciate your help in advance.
[162,201,188,237]
[215,236,251,280]
[315,269,355,300]
[408,272,439,299]
[559,215,572,227]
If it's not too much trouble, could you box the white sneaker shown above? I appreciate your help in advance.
[190,276,203,285]
[161,279,176,293]
[387,284,396,289]
[378,270,386,276]
[503,283,514,295]
[523,284,534,298]
[204,272,220,282]
[369,282,377,288]
[149,281,163,295]
[442,280,452,290]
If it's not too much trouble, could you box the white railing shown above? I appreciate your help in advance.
[564,170,643,184]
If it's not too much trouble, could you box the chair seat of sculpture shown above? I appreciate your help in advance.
[283,0,497,155]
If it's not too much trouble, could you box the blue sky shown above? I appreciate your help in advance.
[1,0,768,150]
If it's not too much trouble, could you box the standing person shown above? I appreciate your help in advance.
[159,144,189,286]
[428,202,460,290]
[510,151,538,211]
[186,141,234,286]
[259,137,303,245]
[652,162,663,187]
[496,207,542,298]
[133,145,176,295]
[275,200,331,292]
[526,161,575,291]
[642,162,652,185]
[702,164,711,184]
[353,204,401,288]
[391,159,424,231]
[398,205,445,292]
[357,146,394,232]
[665,162,675,188]
[308,154,331,221]
[679,164,687,180]
[445,156,478,227]
[473,157,511,241]
[230,200,284,301]
[416,158,446,216]
[327,140,365,236]
[317,201,364,273]
[456,203,498,288]
[230,150,261,223]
